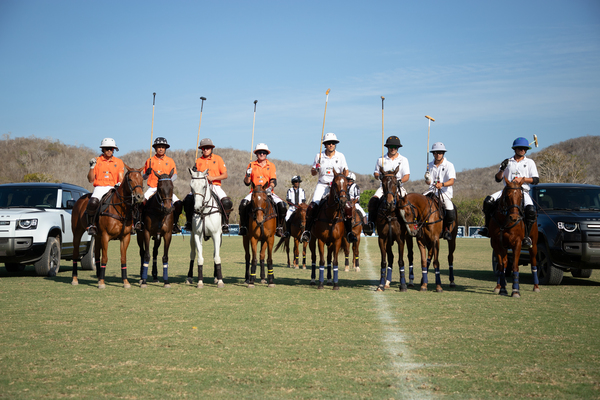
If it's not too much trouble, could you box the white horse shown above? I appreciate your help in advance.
[186,168,224,288]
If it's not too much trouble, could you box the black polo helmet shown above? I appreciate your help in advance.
[291,175,302,183]
[153,137,170,149]
[385,136,402,148]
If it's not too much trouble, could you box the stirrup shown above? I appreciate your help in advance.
[238,226,247,236]
[347,232,358,243]
[134,221,143,231]
[442,230,452,241]
[87,225,97,236]
[275,227,285,238]
[300,231,310,243]
[522,236,532,247]
[222,224,229,234]
[172,224,182,234]
[184,221,192,231]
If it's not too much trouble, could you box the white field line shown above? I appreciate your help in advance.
[362,237,432,400]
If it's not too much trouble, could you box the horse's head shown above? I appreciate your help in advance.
[398,194,421,237]
[154,168,174,215]
[331,170,349,210]
[124,165,144,204]
[295,202,309,232]
[189,167,210,213]
[500,176,524,222]
[250,182,270,224]
[380,165,400,213]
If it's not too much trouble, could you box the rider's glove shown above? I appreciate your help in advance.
[266,187,273,195]
[424,171,432,185]
[114,182,121,188]
[246,168,252,177]
[89,158,97,169]
[145,167,152,175]
[314,163,320,172]
[500,158,509,171]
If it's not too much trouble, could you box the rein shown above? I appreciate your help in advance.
[403,196,443,233]
[493,185,524,233]
[191,175,220,217]
[101,170,143,223]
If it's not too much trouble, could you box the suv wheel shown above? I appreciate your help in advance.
[571,269,593,278]
[536,242,563,285]
[81,236,96,271]
[34,237,61,276]
[5,263,26,274]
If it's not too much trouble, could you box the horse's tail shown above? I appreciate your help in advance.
[274,236,288,253]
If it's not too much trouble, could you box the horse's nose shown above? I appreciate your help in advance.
[134,193,144,203]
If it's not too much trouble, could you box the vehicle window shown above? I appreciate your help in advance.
[62,191,74,208]
[538,187,600,210]
[0,187,58,208]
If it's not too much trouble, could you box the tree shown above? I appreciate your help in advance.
[536,149,587,184]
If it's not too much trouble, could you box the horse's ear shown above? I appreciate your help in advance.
[379,166,385,178]
[251,182,256,190]
[153,170,160,178]
[124,163,132,172]
[504,176,510,185]
[188,167,194,176]
[169,168,174,178]
[203,169,209,175]
[262,181,270,190]
[394,165,399,175]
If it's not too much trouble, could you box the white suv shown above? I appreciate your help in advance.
[0,182,95,276]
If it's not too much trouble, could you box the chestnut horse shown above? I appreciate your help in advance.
[398,192,444,292]
[342,198,362,272]
[308,171,349,290]
[71,166,144,288]
[274,202,308,269]
[374,167,407,291]
[243,182,277,288]
[137,169,174,288]
[490,178,539,297]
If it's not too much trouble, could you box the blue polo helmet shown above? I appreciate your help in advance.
[512,137,531,150]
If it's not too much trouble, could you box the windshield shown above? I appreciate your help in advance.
[0,187,58,208]
[535,187,600,211]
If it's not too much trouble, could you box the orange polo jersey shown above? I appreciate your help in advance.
[144,155,177,188]
[93,156,124,187]
[247,159,277,191]
[195,154,227,186]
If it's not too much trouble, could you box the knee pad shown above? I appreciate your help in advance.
[525,205,536,220]
[221,196,233,211]
[483,196,495,213]
[239,199,250,212]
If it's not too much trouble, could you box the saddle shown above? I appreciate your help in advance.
[425,192,446,220]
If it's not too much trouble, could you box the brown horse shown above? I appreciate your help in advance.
[71,166,144,288]
[308,171,349,290]
[373,167,408,291]
[490,178,539,297]
[243,182,277,288]
[274,202,308,269]
[342,198,362,272]
[137,169,174,288]
[398,192,444,292]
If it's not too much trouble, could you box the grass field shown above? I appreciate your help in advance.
[1,235,599,399]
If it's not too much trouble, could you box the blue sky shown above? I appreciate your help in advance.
[1,0,599,177]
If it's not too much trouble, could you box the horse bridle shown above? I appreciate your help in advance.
[191,174,219,216]
[381,173,399,211]
[401,196,442,233]
[155,177,174,215]
[495,186,524,231]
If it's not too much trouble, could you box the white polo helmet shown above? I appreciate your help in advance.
[348,172,356,181]
[100,138,119,151]
[430,142,447,153]
[322,132,339,144]
[254,143,270,154]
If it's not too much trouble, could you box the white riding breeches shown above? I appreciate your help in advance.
[144,187,180,202]
[491,189,533,207]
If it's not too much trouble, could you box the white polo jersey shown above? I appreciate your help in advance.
[348,183,360,200]
[425,158,456,198]
[500,156,539,192]
[313,151,348,184]
[374,154,410,181]
[286,187,306,208]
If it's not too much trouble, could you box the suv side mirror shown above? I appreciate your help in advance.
[66,200,75,209]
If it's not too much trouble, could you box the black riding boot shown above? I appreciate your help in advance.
[221,197,233,234]
[171,200,183,234]
[134,202,144,231]
[478,196,496,237]
[364,196,379,236]
[285,217,292,238]
[238,199,250,236]
[275,202,287,237]
[183,194,194,231]
[301,202,317,242]
[522,205,536,247]
[442,208,456,241]
[85,197,100,236]
[344,218,358,243]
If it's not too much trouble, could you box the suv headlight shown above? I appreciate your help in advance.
[558,222,578,232]
[16,219,38,230]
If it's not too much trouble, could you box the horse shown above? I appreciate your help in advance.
[342,198,362,272]
[490,177,539,297]
[372,167,407,291]
[405,201,458,288]
[186,168,224,289]
[398,192,444,292]
[274,202,308,269]
[243,182,277,288]
[71,166,144,289]
[308,170,349,290]
[137,169,174,288]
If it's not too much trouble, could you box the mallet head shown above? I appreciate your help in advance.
[530,134,539,148]
[425,115,435,122]
[200,96,207,101]
[254,100,258,104]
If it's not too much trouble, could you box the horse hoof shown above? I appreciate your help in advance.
[499,289,509,296]
[98,284,106,289]
[355,267,360,272]
[376,286,385,292]
[294,266,299,270]
[152,277,159,282]
[214,278,218,284]
[310,280,316,286]
[399,285,407,292]
[317,284,324,290]
[344,267,349,272]
[247,284,255,289]
[511,291,520,298]
[71,280,79,286]
[332,285,339,291]
[408,281,414,288]
[261,279,267,285]
[164,283,171,288]
[450,282,456,288]
[268,284,275,288]
[533,286,541,293]
[140,283,147,288]
[302,266,306,270]
[420,287,427,292]
[436,286,443,293]
[217,282,225,288]
[124,283,131,289]
[185,278,193,285]
[197,282,204,289]
[327,279,332,285]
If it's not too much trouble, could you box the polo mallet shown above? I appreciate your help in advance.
[530,134,539,148]
[425,115,435,171]
[194,96,207,160]
[250,100,258,161]
[149,92,156,158]
[318,88,331,164]
[381,96,385,170]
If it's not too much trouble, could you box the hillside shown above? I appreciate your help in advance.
[1,134,598,224]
